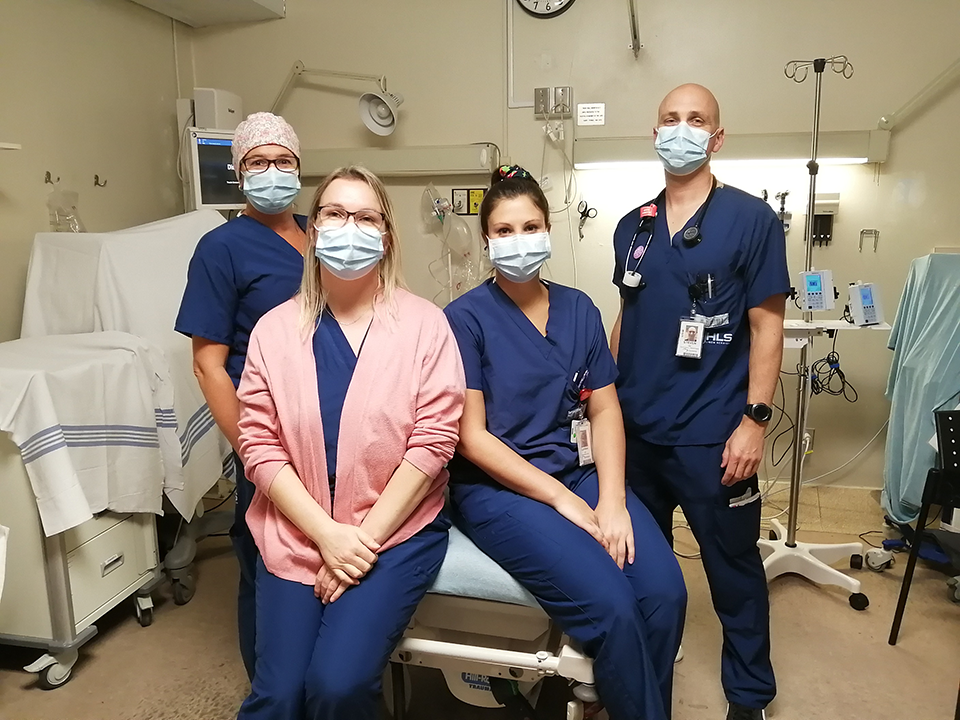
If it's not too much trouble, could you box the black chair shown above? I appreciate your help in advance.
[889,409,960,645]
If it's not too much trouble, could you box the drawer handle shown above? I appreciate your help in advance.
[101,553,125,577]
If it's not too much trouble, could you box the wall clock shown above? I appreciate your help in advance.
[517,0,576,19]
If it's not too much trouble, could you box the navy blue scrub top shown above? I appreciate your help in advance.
[313,310,360,487]
[444,279,619,489]
[612,184,790,446]
[175,214,307,387]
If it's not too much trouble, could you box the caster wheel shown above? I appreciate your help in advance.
[37,663,72,690]
[172,575,196,606]
[137,606,154,627]
[850,554,863,570]
[849,592,869,611]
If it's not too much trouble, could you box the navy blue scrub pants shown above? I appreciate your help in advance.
[237,516,448,720]
[625,437,776,710]
[451,471,686,720]
[231,452,258,681]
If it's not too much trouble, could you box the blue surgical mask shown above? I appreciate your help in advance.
[654,123,717,176]
[242,167,301,214]
[315,222,385,280]
[488,232,551,283]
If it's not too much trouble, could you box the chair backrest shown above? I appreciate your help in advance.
[934,410,960,506]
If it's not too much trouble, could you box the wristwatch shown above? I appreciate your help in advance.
[745,403,773,423]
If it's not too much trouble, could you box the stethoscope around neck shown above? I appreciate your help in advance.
[622,177,719,291]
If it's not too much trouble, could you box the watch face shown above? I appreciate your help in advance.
[517,0,576,18]
[751,404,773,422]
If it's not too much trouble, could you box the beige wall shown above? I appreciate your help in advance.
[0,0,183,342]
[184,0,960,488]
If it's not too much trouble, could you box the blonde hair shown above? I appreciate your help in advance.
[299,166,406,332]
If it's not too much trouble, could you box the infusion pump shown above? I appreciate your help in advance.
[848,281,883,326]
[798,270,836,312]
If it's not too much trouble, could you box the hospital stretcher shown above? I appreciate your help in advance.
[391,525,597,720]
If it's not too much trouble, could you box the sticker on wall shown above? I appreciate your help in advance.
[468,189,485,215]
[577,103,605,126]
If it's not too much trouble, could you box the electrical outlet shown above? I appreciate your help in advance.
[805,428,815,452]
[539,174,553,191]
[452,189,468,215]
[554,86,573,117]
[534,87,553,117]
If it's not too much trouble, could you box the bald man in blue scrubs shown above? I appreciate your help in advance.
[611,84,789,720]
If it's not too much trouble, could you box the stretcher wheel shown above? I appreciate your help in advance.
[849,554,863,570]
[172,575,196,606]
[37,662,72,690]
[849,592,869,611]
[137,606,154,627]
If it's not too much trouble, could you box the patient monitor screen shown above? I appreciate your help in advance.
[196,137,244,207]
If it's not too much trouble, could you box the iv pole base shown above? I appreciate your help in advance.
[758,520,869,610]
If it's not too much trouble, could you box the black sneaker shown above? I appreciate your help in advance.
[726,704,767,720]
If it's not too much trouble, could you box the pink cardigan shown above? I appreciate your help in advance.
[237,289,465,585]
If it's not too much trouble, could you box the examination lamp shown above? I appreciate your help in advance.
[271,61,403,136]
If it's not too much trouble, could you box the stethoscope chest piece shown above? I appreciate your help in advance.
[682,226,702,246]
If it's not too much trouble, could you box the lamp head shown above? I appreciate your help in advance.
[359,91,403,136]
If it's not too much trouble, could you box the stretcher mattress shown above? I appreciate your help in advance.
[428,525,539,608]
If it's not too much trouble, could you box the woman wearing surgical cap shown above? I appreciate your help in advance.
[234,166,464,719]
[175,112,306,681]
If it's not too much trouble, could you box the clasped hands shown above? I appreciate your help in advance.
[313,522,381,604]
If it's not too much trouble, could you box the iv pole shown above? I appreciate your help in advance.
[757,56,870,611]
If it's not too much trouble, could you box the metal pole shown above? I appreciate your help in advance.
[785,58,826,547]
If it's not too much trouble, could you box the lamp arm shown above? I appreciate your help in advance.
[271,61,389,113]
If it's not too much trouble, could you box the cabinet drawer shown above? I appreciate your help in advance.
[67,518,145,624]
[64,512,130,553]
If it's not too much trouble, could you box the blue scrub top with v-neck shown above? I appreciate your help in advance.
[612,184,790,446]
[313,310,359,482]
[175,214,307,387]
[444,279,619,488]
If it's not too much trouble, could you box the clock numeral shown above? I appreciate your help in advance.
[546,2,552,8]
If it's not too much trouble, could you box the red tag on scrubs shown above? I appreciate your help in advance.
[579,388,592,402]
[640,204,657,218]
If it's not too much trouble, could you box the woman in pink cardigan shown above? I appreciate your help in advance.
[235,166,465,720]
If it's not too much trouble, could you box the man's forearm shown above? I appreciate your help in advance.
[747,302,785,406]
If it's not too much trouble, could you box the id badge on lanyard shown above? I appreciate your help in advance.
[676,316,705,359]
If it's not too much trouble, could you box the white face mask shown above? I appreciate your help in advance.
[487,231,551,283]
[315,223,384,280]
[654,122,718,176]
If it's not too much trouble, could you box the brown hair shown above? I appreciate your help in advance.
[299,166,406,331]
[479,165,550,238]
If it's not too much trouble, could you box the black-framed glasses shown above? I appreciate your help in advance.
[241,156,300,175]
[316,205,386,232]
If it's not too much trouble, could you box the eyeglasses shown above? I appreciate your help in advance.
[241,156,300,175]
[316,205,386,232]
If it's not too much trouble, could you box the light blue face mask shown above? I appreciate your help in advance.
[241,167,301,214]
[315,222,385,280]
[488,231,551,283]
[654,123,717,176]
